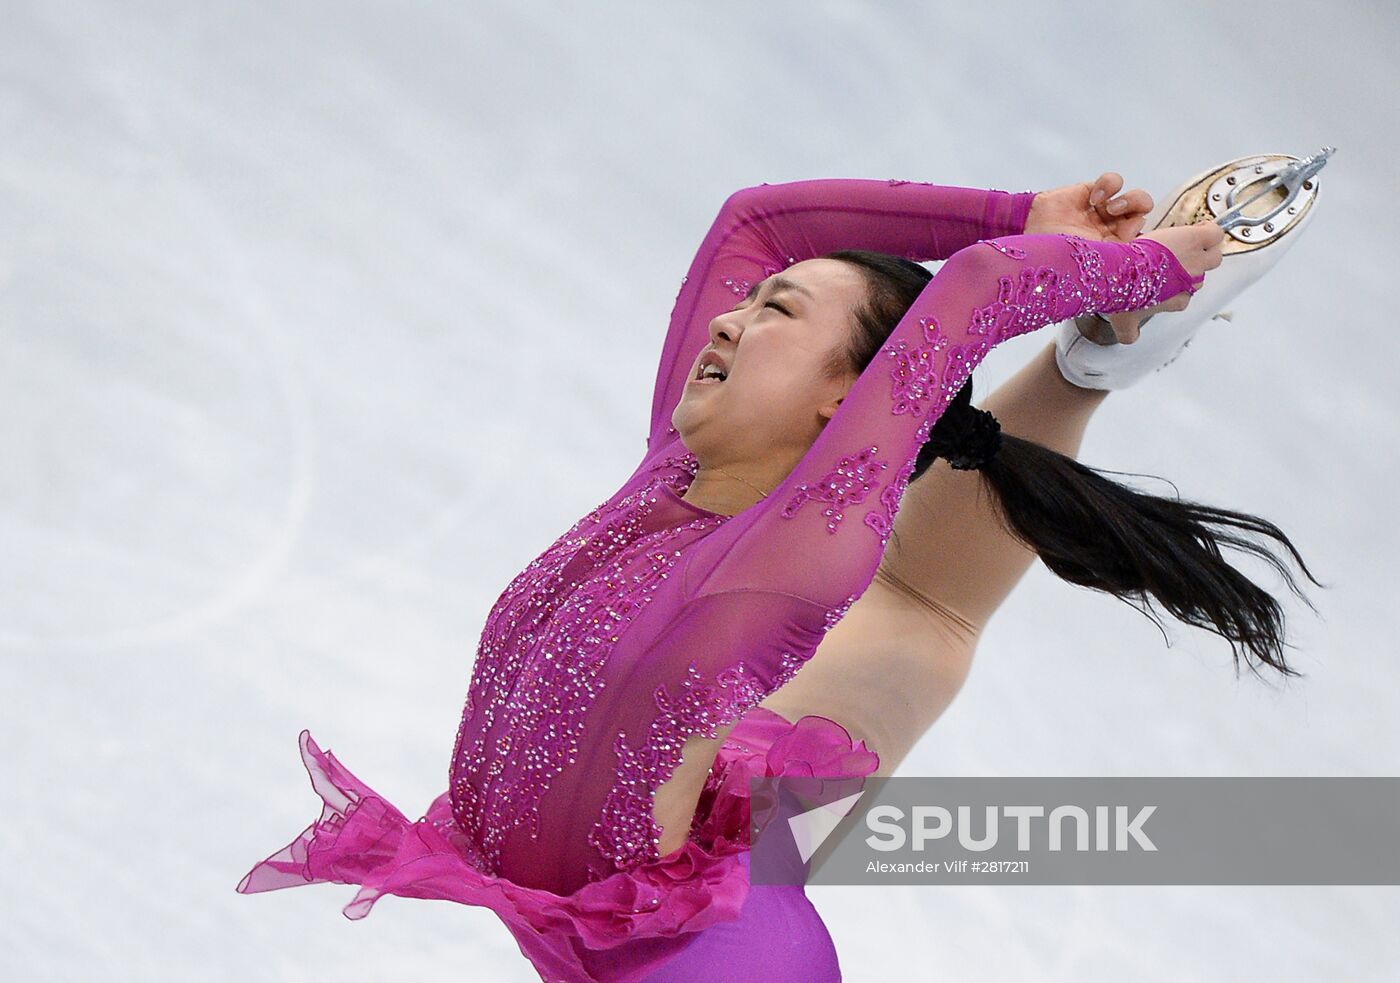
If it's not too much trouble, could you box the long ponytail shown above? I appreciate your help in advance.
[824,248,1324,680]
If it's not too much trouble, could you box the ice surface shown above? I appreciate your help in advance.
[2,1,1396,980]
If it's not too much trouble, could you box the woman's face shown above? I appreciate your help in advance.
[672,258,867,466]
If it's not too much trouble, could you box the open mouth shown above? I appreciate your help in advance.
[691,351,729,385]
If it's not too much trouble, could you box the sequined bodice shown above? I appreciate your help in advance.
[447,179,1199,896]
[451,458,720,876]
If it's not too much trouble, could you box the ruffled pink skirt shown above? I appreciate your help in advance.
[236,707,879,983]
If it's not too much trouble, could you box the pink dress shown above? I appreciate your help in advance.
[236,179,1200,982]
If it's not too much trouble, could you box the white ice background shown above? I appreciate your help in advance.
[2,1,1397,980]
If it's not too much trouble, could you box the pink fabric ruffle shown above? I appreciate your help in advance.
[236,708,879,983]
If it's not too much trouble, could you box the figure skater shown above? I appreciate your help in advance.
[755,156,1328,796]
[237,167,1320,983]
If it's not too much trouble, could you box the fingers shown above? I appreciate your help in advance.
[1103,187,1153,218]
[1106,310,1142,344]
[1193,219,1224,271]
[1194,218,1226,247]
[1104,291,1192,345]
[1151,221,1224,282]
[1089,171,1123,205]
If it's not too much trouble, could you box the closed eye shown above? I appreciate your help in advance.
[728,297,794,316]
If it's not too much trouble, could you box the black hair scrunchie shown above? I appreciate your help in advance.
[935,406,1003,471]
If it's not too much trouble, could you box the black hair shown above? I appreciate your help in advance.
[822,248,1325,682]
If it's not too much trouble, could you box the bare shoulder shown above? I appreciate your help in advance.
[757,565,983,776]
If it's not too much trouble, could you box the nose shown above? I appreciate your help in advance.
[708,309,744,347]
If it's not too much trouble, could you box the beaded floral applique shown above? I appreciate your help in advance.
[589,650,807,873]
[649,448,702,490]
[822,589,864,632]
[976,238,1028,259]
[862,455,918,549]
[885,315,951,417]
[780,445,890,534]
[722,275,752,297]
[1061,235,1174,324]
[797,234,1177,551]
[450,479,726,874]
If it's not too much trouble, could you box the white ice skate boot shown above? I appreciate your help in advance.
[1054,147,1334,390]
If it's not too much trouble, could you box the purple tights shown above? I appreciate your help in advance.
[637,852,841,982]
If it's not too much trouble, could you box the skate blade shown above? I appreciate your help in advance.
[1073,148,1332,344]
[1152,148,1331,252]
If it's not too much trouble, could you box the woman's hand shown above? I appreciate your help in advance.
[1139,221,1225,284]
[1024,171,1155,243]
[1100,221,1224,342]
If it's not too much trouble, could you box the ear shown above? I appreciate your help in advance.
[817,395,844,423]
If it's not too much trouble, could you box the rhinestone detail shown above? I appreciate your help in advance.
[589,650,807,872]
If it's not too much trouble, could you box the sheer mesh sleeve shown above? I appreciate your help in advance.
[643,179,1037,460]
[684,231,1202,611]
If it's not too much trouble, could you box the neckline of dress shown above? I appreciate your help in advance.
[655,478,735,521]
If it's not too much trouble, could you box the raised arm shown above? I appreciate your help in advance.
[877,341,1111,635]
[682,231,1201,613]
[643,179,1037,460]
